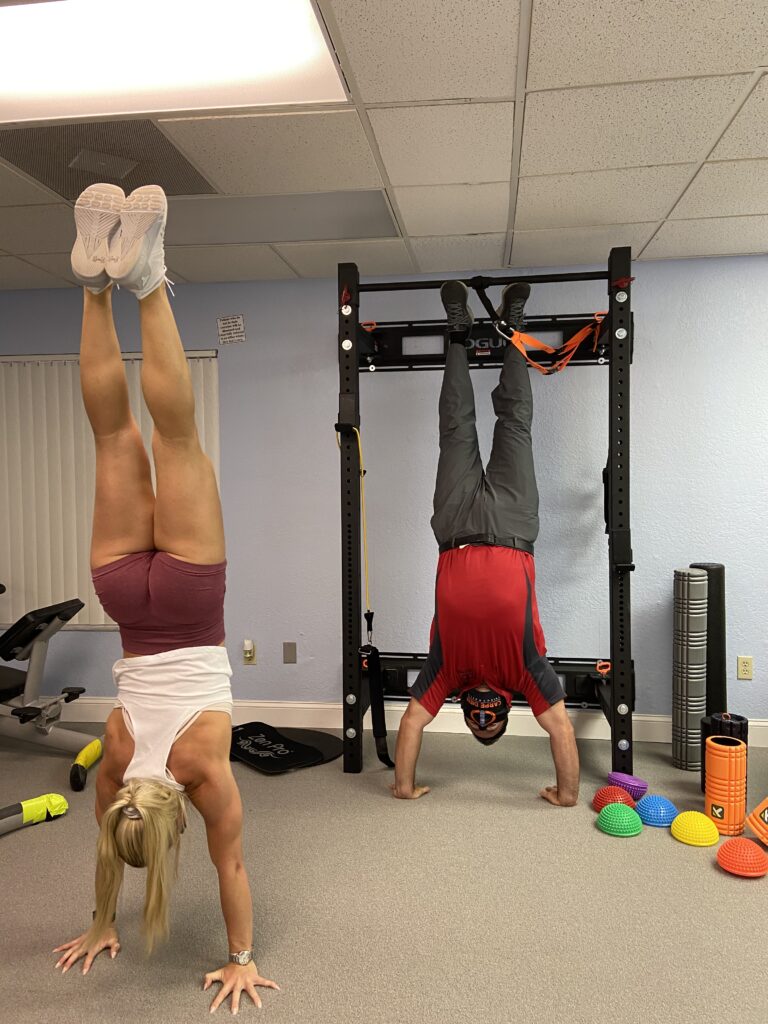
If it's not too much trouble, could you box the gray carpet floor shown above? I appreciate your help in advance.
[1,725,767,1024]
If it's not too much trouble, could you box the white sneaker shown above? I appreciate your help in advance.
[70,183,125,293]
[108,185,168,299]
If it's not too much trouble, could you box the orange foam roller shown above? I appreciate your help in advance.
[747,796,768,846]
[704,735,746,836]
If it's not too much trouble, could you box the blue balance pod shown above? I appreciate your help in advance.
[635,794,678,828]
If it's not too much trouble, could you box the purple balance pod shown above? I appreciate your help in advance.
[607,771,649,800]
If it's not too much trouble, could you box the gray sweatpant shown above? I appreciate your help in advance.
[430,343,540,546]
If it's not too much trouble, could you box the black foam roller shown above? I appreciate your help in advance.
[712,712,748,744]
[700,716,714,793]
[690,563,727,715]
[700,712,749,792]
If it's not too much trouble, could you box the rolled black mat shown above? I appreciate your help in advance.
[690,563,727,716]
[700,712,749,792]
[230,722,342,775]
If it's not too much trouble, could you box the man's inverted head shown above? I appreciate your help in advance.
[461,686,509,745]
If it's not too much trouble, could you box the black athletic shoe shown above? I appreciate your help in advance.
[496,281,531,333]
[440,279,475,347]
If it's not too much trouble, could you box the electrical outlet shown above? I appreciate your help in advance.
[283,642,297,664]
[737,656,753,681]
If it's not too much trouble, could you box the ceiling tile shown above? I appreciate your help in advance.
[394,182,510,236]
[510,223,656,267]
[641,216,768,259]
[670,160,768,219]
[528,1,768,91]
[0,161,59,207]
[0,254,72,289]
[161,112,381,195]
[516,165,695,230]
[165,192,397,245]
[165,245,296,282]
[521,76,748,176]
[369,103,514,186]
[21,251,77,285]
[411,234,506,272]
[327,0,518,102]
[711,74,768,160]
[0,203,74,254]
[273,238,413,277]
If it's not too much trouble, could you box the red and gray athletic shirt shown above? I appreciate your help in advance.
[410,546,566,718]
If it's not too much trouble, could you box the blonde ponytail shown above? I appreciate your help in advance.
[89,779,187,953]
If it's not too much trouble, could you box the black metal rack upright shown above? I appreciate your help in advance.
[336,247,635,774]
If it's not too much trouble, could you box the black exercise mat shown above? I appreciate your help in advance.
[230,722,342,775]
[276,727,343,765]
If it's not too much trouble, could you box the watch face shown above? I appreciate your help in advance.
[231,951,252,965]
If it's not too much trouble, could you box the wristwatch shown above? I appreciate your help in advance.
[229,950,254,966]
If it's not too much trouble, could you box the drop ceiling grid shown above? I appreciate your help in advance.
[308,0,420,274]
[511,68,768,263]
[1,3,768,284]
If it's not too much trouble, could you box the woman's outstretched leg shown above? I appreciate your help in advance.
[80,287,155,569]
[138,284,225,565]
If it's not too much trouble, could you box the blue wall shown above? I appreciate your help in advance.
[1,254,766,718]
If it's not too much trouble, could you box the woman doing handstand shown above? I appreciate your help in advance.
[53,183,278,1015]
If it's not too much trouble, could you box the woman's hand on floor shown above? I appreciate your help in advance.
[53,926,121,974]
[204,961,280,1014]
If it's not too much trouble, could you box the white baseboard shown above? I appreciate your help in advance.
[60,697,768,747]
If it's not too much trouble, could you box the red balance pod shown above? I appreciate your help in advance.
[593,786,637,813]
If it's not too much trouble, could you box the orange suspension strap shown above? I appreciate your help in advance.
[497,312,607,374]
[468,276,607,375]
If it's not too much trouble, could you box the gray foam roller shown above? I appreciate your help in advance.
[673,568,708,771]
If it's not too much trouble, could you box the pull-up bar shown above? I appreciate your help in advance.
[337,247,636,775]
[359,269,610,293]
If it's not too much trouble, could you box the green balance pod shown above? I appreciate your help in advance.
[596,803,643,837]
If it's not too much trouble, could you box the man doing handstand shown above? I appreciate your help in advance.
[392,281,579,807]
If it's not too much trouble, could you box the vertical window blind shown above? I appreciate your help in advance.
[0,352,220,628]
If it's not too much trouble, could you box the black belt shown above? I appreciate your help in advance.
[438,534,534,555]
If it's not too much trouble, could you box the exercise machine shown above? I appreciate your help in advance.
[0,583,94,768]
[336,248,636,773]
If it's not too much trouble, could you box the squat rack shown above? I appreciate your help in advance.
[336,247,636,774]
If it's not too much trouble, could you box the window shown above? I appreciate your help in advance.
[0,351,219,627]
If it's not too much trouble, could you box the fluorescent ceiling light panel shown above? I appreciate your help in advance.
[0,0,346,123]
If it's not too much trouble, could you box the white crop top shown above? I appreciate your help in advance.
[113,645,233,792]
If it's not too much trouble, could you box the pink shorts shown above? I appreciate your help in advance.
[92,550,226,656]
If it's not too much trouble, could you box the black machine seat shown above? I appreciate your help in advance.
[0,666,26,701]
[0,599,84,662]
